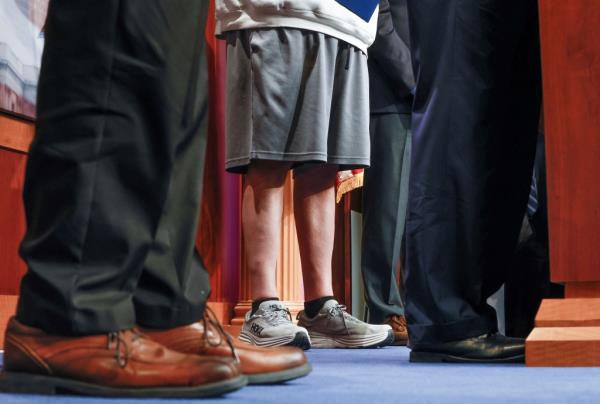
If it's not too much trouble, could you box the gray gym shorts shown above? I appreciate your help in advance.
[224,28,371,173]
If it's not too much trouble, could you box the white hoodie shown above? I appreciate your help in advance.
[215,0,378,53]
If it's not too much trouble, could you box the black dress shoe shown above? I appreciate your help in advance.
[410,333,524,364]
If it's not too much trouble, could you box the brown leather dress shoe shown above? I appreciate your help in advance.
[0,317,246,397]
[142,310,312,385]
[385,315,409,346]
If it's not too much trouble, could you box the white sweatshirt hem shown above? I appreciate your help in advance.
[215,6,377,54]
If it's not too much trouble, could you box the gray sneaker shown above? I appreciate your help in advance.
[297,299,394,348]
[239,301,311,350]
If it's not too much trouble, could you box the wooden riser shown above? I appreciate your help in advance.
[526,327,600,367]
[534,298,600,327]
[526,298,600,366]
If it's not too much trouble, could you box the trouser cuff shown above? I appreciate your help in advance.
[17,293,135,336]
[407,315,498,346]
[135,301,206,329]
[368,306,405,324]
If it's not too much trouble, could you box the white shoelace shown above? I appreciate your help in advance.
[258,306,293,326]
[327,304,361,324]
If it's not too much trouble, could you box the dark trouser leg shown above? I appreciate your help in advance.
[17,0,208,335]
[361,113,411,324]
[134,12,211,326]
[405,0,541,344]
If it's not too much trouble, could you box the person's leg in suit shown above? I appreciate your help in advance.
[2,0,246,397]
[133,18,212,329]
[4,0,309,393]
[405,0,542,362]
[361,112,411,345]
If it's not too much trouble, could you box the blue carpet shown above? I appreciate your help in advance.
[2,347,600,403]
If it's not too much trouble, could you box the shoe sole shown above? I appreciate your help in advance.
[239,331,312,350]
[286,331,312,350]
[246,362,312,385]
[0,371,247,398]
[410,351,525,364]
[308,329,394,349]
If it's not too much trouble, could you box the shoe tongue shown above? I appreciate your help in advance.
[320,299,340,312]
[259,300,284,311]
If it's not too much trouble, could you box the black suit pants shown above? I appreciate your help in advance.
[405,0,542,344]
[16,0,210,335]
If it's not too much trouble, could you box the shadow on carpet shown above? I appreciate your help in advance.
[2,347,600,403]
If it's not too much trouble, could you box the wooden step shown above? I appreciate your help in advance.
[535,298,600,327]
[526,326,600,367]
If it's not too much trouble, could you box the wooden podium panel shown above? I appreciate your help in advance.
[0,114,32,296]
[538,1,600,282]
[526,1,600,366]
[0,151,28,296]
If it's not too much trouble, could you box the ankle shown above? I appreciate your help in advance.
[303,296,335,318]
[251,297,280,316]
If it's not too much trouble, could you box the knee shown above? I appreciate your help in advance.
[294,164,338,189]
[246,160,292,188]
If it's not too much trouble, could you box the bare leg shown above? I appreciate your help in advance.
[293,164,339,301]
[243,160,292,300]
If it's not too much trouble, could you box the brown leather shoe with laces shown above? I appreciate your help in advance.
[385,315,409,346]
[142,308,312,385]
[0,317,246,397]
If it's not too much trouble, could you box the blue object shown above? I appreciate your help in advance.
[336,0,379,22]
[2,347,600,403]
[527,172,538,216]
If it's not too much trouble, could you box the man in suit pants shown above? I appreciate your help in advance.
[362,0,414,345]
[0,0,307,397]
[404,0,542,362]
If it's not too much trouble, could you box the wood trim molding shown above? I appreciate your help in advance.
[0,113,34,153]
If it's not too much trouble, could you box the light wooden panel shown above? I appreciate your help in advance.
[277,174,304,303]
[526,326,600,367]
[0,295,18,349]
[332,195,353,311]
[535,299,600,327]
